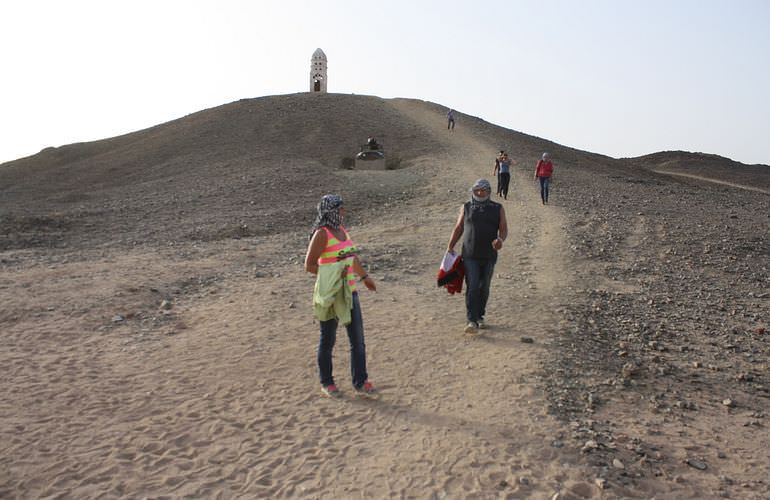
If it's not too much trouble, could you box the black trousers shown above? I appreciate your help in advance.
[499,172,511,198]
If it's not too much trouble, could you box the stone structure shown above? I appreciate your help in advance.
[309,48,327,93]
[355,138,386,170]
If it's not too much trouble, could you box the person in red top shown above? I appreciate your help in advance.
[534,152,554,204]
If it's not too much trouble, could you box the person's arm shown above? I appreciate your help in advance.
[447,205,465,253]
[304,229,328,275]
[534,161,540,180]
[492,206,508,251]
[351,255,376,291]
[493,161,499,175]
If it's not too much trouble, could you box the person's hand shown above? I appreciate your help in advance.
[362,276,376,291]
[447,246,455,254]
[492,238,503,251]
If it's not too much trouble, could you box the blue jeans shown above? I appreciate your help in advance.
[538,176,550,202]
[318,292,368,388]
[463,255,497,323]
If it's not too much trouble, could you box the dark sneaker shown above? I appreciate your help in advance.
[477,319,486,330]
[321,384,341,398]
[355,381,377,397]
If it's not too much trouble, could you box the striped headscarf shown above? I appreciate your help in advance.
[470,179,492,203]
[311,194,343,237]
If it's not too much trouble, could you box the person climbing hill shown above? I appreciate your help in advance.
[534,153,554,204]
[497,152,512,200]
[493,150,504,196]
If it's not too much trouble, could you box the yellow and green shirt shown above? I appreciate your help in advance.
[313,226,359,324]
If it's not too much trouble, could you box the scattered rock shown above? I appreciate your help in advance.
[685,458,708,470]
[612,458,625,469]
[621,362,638,379]
[520,336,534,343]
[581,440,599,453]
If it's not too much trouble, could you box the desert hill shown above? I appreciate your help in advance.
[1,93,447,249]
[1,92,603,250]
[1,93,769,498]
[3,93,765,250]
[623,150,770,192]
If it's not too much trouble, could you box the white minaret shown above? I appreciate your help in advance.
[309,48,327,93]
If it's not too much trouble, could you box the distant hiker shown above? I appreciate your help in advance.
[534,152,554,204]
[367,137,379,150]
[493,150,504,195]
[446,179,508,334]
[447,109,456,130]
[496,152,512,200]
[304,195,377,398]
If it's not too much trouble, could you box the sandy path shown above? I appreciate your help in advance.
[1,106,603,499]
[653,169,770,195]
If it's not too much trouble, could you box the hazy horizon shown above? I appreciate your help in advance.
[2,0,769,166]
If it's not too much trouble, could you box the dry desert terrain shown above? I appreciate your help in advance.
[1,93,769,498]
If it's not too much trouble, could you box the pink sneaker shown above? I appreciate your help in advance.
[321,384,341,398]
[355,381,377,396]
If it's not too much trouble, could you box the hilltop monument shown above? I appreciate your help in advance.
[309,48,327,93]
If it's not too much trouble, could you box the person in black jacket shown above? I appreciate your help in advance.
[446,179,508,333]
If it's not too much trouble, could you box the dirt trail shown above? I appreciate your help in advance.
[652,169,770,195]
[347,99,593,496]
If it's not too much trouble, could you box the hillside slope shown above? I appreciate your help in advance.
[624,150,770,192]
[1,93,450,249]
[1,93,661,251]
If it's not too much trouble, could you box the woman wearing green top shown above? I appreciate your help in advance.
[304,195,377,398]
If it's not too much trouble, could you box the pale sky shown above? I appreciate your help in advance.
[2,0,769,166]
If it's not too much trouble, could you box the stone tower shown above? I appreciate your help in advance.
[309,48,327,93]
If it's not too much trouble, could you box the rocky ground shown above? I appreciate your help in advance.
[541,160,770,496]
